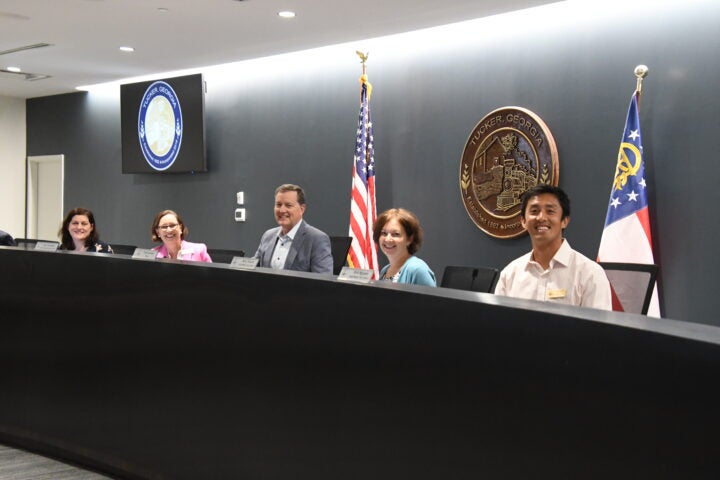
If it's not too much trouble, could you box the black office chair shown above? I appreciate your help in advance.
[440,265,499,293]
[0,231,17,246]
[329,236,353,275]
[14,238,38,249]
[207,248,245,264]
[14,238,59,249]
[109,244,138,255]
[599,262,658,315]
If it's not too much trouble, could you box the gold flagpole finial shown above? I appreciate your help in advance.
[356,51,372,99]
[634,64,649,95]
[356,50,369,75]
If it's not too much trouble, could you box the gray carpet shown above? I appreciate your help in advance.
[0,444,112,480]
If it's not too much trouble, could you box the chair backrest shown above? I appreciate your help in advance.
[329,236,353,275]
[0,231,17,246]
[207,248,245,264]
[14,238,59,249]
[441,265,499,293]
[599,262,658,315]
[14,238,37,249]
[110,244,138,255]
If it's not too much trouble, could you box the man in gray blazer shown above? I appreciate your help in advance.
[254,184,333,274]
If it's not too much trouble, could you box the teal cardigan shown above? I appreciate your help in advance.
[379,255,436,287]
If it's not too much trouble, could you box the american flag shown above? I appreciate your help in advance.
[598,92,660,316]
[347,75,379,278]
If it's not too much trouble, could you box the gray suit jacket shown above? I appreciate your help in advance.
[254,220,332,274]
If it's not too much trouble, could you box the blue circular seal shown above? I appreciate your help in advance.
[138,81,183,171]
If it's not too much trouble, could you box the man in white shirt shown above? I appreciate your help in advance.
[494,185,611,310]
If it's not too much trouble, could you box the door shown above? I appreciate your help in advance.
[26,154,64,241]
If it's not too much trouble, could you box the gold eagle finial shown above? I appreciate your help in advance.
[356,51,369,64]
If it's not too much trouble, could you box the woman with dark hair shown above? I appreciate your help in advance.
[151,210,212,262]
[373,208,436,286]
[59,207,113,253]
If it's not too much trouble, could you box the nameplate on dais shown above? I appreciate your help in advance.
[34,242,58,252]
[337,267,374,284]
[132,248,157,259]
[230,257,259,270]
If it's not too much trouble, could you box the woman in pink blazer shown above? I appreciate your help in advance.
[151,210,212,263]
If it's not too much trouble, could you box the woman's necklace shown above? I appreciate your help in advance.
[383,256,410,280]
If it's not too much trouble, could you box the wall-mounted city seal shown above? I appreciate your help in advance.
[459,107,559,238]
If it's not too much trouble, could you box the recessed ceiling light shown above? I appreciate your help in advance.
[278,10,296,18]
[119,46,135,52]
[157,7,169,13]
[6,66,21,72]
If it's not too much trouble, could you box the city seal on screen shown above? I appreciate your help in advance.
[459,106,559,239]
[138,80,183,171]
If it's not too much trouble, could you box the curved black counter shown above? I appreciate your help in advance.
[1,247,719,479]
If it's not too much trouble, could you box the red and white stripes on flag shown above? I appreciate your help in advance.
[598,92,660,316]
[347,74,379,278]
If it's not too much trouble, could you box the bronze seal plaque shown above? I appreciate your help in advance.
[459,107,559,238]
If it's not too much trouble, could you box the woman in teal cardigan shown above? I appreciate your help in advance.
[374,208,436,287]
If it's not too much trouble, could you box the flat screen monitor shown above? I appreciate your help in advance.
[121,73,207,173]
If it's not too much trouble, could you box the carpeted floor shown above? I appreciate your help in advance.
[0,444,113,480]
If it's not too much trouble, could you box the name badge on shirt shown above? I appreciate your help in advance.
[547,288,567,299]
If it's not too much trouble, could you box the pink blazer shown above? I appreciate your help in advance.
[153,240,212,263]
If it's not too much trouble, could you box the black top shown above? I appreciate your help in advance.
[86,241,114,253]
[61,241,114,253]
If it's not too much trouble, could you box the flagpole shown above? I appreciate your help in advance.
[634,64,648,105]
[599,64,661,316]
[356,51,371,99]
[348,50,379,278]
[356,50,368,76]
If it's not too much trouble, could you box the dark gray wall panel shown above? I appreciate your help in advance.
[26,4,720,324]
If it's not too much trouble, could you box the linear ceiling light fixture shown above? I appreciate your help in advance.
[0,68,51,81]
[0,42,53,57]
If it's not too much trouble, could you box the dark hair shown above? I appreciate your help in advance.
[151,210,189,242]
[373,208,424,255]
[59,207,101,250]
[520,185,571,220]
[275,184,306,205]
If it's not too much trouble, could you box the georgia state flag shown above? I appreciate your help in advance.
[598,92,660,317]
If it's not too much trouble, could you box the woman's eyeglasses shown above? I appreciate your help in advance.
[157,223,179,231]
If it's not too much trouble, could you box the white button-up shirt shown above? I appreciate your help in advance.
[270,220,303,270]
[494,239,612,310]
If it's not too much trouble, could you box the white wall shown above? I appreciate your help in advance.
[0,95,26,238]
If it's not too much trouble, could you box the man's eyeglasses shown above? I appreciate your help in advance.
[158,223,179,231]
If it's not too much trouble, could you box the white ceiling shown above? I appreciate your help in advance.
[0,0,555,99]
